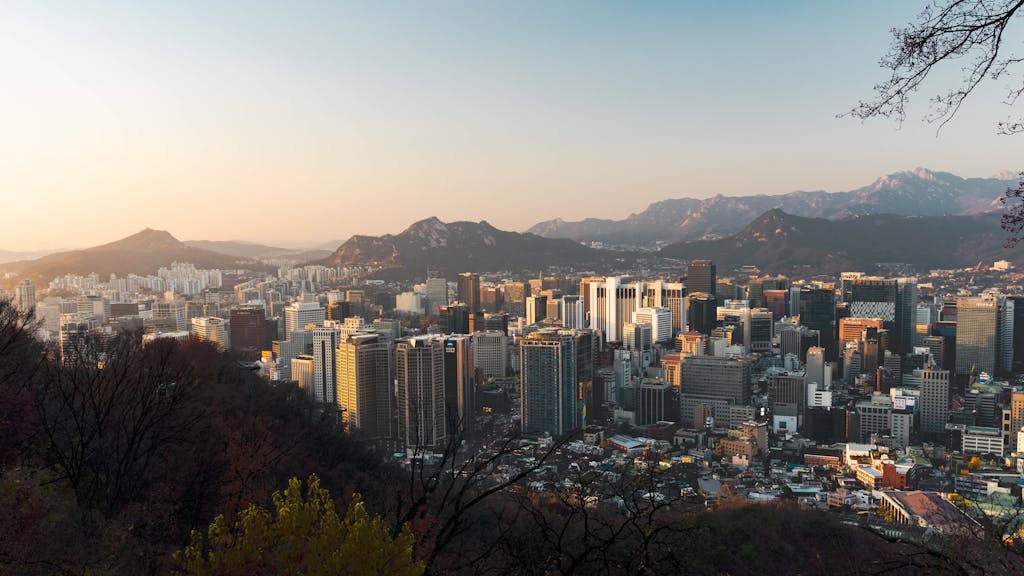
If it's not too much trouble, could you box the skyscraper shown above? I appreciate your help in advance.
[633,307,672,344]
[678,355,752,427]
[284,294,325,337]
[291,354,315,394]
[622,322,653,368]
[520,329,578,436]
[797,286,836,360]
[336,333,394,441]
[443,335,474,436]
[457,273,481,314]
[687,260,716,297]
[997,297,1015,376]
[643,280,686,335]
[805,347,826,388]
[918,368,951,437]
[847,277,917,355]
[14,279,35,314]
[396,336,446,448]
[229,305,267,353]
[956,297,997,377]
[526,295,548,325]
[763,289,789,321]
[473,330,508,378]
[562,295,585,330]
[440,303,471,334]
[501,281,528,318]
[1011,296,1024,372]
[312,326,341,405]
[190,316,230,350]
[687,293,717,335]
[424,277,449,315]
[588,277,642,343]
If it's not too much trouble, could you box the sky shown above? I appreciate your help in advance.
[1,1,1022,251]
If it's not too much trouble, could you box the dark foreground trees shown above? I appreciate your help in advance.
[848,0,1024,243]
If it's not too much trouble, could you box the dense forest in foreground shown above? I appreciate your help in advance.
[0,299,1019,575]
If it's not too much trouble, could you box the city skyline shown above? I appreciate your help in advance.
[2,1,1022,251]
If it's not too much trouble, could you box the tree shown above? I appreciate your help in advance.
[175,475,423,576]
[847,0,1024,243]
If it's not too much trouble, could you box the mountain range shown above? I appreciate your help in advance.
[660,209,1019,273]
[528,168,1016,247]
[182,240,331,262]
[2,229,274,284]
[319,217,624,280]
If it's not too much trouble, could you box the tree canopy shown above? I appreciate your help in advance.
[848,0,1024,243]
[175,475,423,576]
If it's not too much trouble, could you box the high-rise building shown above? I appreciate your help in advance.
[1011,296,1024,372]
[336,333,394,441]
[501,281,528,318]
[440,303,471,334]
[230,305,267,354]
[284,294,325,337]
[763,289,789,321]
[633,307,672,344]
[562,295,585,330]
[997,297,1015,376]
[59,314,97,366]
[312,326,341,405]
[679,355,752,404]
[678,355,752,427]
[14,279,35,314]
[395,336,446,448]
[956,297,998,377]
[769,371,807,428]
[797,286,836,360]
[526,295,548,325]
[747,308,774,353]
[643,281,686,335]
[918,368,951,437]
[805,347,826,388]
[152,300,186,332]
[473,330,508,378]
[839,272,865,303]
[848,277,916,355]
[424,277,449,315]
[190,316,230,350]
[520,329,578,436]
[588,277,642,343]
[839,318,884,350]
[676,331,706,356]
[479,286,503,314]
[291,355,315,395]
[688,260,717,297]
[1008,391,1024,453]
[622,322,653,369]
[687,293,717,335]
[748,275,787,308]
[457,273,481,314]
[443,335,474,436]
[579,277,603,323]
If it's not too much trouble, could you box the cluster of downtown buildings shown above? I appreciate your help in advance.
[7,257,1024,532]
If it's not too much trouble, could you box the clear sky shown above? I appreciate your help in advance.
[1,1,1021,251]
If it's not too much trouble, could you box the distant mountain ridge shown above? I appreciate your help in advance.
[3,229,272,283]
[321,216,621,279]
[659,208,1019,273]
[528,168,1014,247]
[183,240,331,262]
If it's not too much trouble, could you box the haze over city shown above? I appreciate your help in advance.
[2,1,1022,251]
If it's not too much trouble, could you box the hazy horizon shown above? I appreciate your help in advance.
[3,1,1022,251]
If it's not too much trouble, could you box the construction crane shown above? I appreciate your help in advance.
[968,260,983,285]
